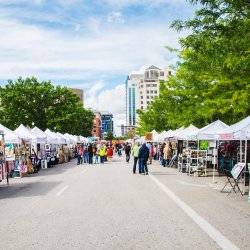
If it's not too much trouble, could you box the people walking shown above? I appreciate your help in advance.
[77,146,83,165]
[131,142,140,174]
[83,145,89,164]
[124,143,131,163]
[93,144,99,164]
[163,142,173,167]
[160,143,166,166]
[149,142,154,164]
[138,143,149,175]
[88,144,93,164]
[107,146,113,161]
[92,144,98,164]
[99,144,106,164]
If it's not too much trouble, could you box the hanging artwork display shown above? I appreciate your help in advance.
[5,143,15,161]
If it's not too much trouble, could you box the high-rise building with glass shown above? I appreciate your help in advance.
[125,65,172,128]
[125,74,141,127]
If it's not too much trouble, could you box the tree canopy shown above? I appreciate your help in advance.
[0,77,94,136]
[137,0,250,135]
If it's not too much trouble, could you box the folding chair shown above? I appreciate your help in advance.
[221,163,245,196]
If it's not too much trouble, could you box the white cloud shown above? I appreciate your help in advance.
[102,0,182,8]
[74,23,81,31]
[107,11,125,24]
[0,0,45,4]
[85,83,126,136]
[0,16,180,80]
[0,6,185,135]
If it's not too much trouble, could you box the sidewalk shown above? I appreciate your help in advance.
[150,160,249,202]
[148,160,250,249]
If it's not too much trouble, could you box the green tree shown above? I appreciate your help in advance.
[105,131,114,141]
[138,0,250,133]
[0,77,94,136]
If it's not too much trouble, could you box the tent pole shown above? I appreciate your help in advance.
[244,139,248,196]
[240,140,242,162]
[212,140,217,184]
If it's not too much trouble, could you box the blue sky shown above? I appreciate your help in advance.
[0,0,197,134]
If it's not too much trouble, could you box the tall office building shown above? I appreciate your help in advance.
[125,73,142,127]
[92,111,102,138]
[125,65,172,127]
[101,112,114,137]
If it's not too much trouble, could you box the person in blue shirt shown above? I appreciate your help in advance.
[138,143,150,175]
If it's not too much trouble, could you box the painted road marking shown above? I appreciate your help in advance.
[149,174,239,250]
[56,185,69,197]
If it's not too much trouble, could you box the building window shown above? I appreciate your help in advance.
[141,96,143,99]
[154,90,157,94]
[168,71,172,75]
[147,101,150,104]
[141,101,143,104]
[150,90,153,93]
[160,71,164,76]
[140,85,143,88]
[147,90,149,94]
[141,106,143,110]
[147,96,149,99]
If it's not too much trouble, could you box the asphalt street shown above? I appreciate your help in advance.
[0,157,249,250]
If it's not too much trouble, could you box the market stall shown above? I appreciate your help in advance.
[14,124,38,175]
[175,125,201,174]
[219,116,250,195]
[31,127,48,169]
[197,120,229,181]
[0,124,21,181]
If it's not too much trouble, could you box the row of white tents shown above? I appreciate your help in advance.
[0,124,88,145]
[151,116,250,142]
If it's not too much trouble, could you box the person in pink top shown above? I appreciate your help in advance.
[77,146,84,165]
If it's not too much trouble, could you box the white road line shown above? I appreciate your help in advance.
[56,185,69,197]
[149,174,239,250]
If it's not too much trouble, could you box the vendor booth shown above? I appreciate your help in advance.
[218,116,250,196]
[14,124,38,175]
[0,124,20,181]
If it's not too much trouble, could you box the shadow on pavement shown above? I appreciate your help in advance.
[30,160,78,178]
[0,181,62,200]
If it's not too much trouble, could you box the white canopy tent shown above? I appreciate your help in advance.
[0,124,20,144]
[176,125,199,140]
[15,124,37,143]
[64,133,77,144]
[171,126,185,139]
[151,130,159,142]
[219,116,250,140]
[197,120,229,140]
[56,132,67,144]
[45,129,61,145]
[157,131,167,142]
[219,116,250,173]
[197,120,229,183]
[162,129,173,140]
[31,127,47,144]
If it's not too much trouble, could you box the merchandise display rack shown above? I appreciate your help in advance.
[186,149,207,176]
